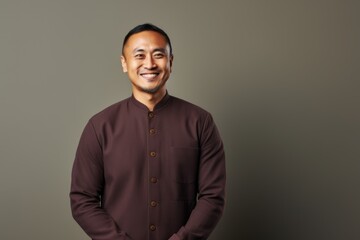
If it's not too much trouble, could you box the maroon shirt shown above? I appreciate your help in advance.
[70,93,226,240]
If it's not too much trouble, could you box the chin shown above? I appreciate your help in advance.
[142,87,160,94]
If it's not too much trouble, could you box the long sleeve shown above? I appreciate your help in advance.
[70,96,225,240]
[170,114,226,240]
[70,120,129,240]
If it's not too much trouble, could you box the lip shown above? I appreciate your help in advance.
[140,72,160,80]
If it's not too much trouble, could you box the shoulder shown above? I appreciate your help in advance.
[169,96,210,117]
[169,96,220,143]
[167,96,216,132]
[88,97,131,125]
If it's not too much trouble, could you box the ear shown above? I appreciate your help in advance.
[121,55,128,73]
[169,54,174,72]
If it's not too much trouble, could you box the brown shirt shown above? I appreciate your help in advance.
[70,93,226,240]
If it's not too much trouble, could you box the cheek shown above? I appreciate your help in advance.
[161,62,171,71]
[128,63,141,73]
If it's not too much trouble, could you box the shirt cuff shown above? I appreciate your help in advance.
[169,234,180,240]
[169,226,187,240]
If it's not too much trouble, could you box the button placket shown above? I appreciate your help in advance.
[147,111,160,238]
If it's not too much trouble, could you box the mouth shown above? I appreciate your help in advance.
[140,72,160,81]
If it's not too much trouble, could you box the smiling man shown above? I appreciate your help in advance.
[70,23,226,240]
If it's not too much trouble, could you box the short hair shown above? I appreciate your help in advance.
[122,23,173,56]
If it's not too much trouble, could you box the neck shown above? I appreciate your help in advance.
[132,88,167,111]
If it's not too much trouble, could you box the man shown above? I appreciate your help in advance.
[70,23,226,240]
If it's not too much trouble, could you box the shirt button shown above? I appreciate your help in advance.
[149,128,156,134]
[150,201,158,207]
[150,151,156,157]
[148,112,154,118]
[149,224,156,231]
[150,177,158,183]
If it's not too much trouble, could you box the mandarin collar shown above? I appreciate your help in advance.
[130,91,171,112]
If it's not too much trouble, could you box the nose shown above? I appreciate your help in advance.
[144,55,156,69]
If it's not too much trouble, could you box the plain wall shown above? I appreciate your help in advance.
[1,0,359,239]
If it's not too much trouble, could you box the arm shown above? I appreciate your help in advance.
[170,114,226,240]
[70,120,129,240]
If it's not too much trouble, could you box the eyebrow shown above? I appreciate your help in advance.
[132,48,167,54]
[132,48,145,54]
[153,48,167,53]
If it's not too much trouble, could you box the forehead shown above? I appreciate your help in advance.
[124,31,170,53]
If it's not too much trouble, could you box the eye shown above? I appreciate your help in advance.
[154,53,165,59]
[134,54,145,59]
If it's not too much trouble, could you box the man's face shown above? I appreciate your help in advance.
[121,31,173,95]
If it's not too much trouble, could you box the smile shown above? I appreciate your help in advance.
[140,73,159,80]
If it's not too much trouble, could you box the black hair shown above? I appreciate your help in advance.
[122,23,173,55]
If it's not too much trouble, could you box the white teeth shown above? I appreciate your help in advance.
[141,73,158,79]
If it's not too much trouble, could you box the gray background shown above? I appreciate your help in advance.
[1,0,359,239]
